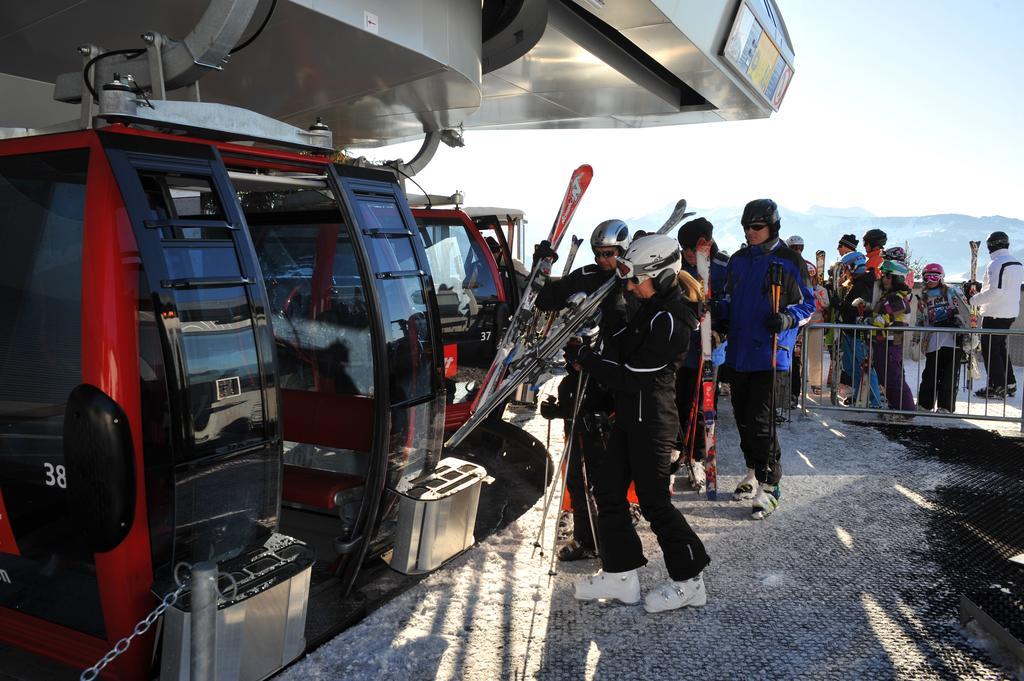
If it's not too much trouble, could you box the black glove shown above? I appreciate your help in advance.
[532,239,558,264]
[540,397,561,420]
[680,300,701,331]
[765,312,795,333]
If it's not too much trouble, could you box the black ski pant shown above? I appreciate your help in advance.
[919,346,962,412]
[674,365,717,463]
[564,416,606,550]
[729,370,783,486]
[981,317,1017,390]
[593,418,709,581]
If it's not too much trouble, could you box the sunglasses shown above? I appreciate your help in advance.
[594,249,618,259]
[743,222,769,232]
[615,257,649,284]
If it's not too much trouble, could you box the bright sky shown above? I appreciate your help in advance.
[361,0,1024,247]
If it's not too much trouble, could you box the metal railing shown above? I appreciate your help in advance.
[796,322,1024,432]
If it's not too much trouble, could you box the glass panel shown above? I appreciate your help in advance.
[418,219,499,301]
[387,398,443,491]
[163,245,241,280]
[248,207,375,528]
[252,222,374,397]
[138,172,231,240]
[416,218,501,404]
[174,286,265,456]
[376,276,433,403]
[364,235,419,273]
[170,445,279,566]
[0,149,104,637]
[356,197,407,233]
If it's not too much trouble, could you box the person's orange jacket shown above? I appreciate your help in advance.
[865,247,884,279]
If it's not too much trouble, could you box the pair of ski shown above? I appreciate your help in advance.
[445,164,693,448]
[680,238,719,500]
[955,240,983,381]
[824,250,845,406]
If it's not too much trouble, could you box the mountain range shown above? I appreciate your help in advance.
[626,204,1024,281]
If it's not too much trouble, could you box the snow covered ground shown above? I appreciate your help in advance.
[280,380,1021,681]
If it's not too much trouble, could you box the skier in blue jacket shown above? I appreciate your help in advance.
[719,199,815,519]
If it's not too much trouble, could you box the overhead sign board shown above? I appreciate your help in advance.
[722,1,794,111]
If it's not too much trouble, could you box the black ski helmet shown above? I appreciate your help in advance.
[862,228,887,249]
[740,199,780,236]
[987,231,1010,252]
[677,217,713,249]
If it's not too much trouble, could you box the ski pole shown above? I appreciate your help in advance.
[767,262,783,476]
[545,368,588,575]
[576,427,600,555]
[572,374,600,554]
[533,406,553,555]
[533,363,586,556]
[533,432,570,558]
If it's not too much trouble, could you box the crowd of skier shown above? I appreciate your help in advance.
[529,199,1023,612]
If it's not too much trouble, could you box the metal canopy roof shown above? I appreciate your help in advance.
[469,0,794,132]
[0,0,796,146]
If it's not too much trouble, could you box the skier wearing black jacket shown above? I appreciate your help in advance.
[536,219,630,561]
[674,217,728,493]
[570,234,710,613]
[837,257,877,325]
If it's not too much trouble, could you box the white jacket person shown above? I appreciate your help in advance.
[972,247,1024,319]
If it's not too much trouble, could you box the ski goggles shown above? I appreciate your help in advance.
[922,272,942,283]
[615,257,648,284]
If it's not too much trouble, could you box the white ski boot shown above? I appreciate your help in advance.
[751,483,780,520]
[643,573,707,613]
[574,569,641,604]
[732,468,757,500]
[690,460,707,493]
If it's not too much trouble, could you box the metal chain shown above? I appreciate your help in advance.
[79,578,189,681]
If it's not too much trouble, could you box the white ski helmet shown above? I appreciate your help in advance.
[786,235,805,248]
[590,219,631,252]
[617,234,681,290]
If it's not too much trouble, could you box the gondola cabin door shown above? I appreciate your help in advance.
[239,161,445,588]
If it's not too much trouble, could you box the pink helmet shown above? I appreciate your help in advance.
[922,263,944,281]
